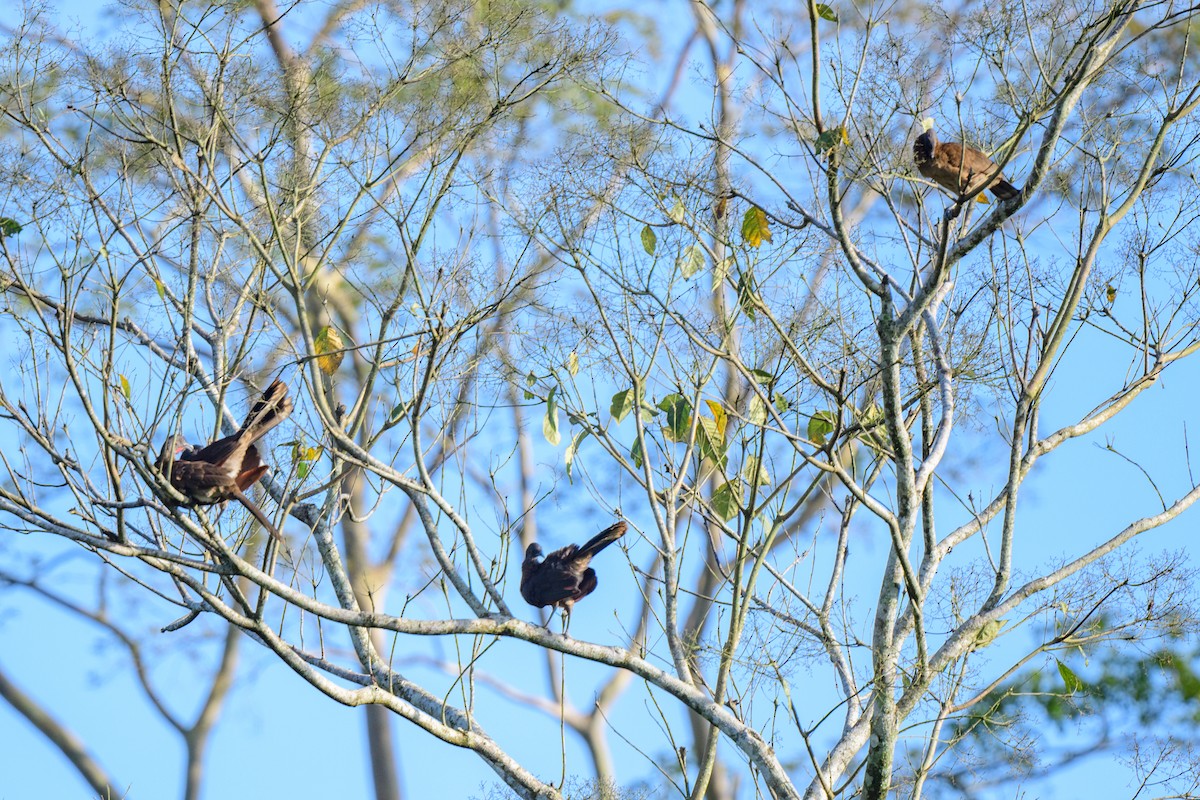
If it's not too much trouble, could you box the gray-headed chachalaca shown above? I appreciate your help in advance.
[521,520,627,628]
[157,379,293,542]
[913,118,1020,201]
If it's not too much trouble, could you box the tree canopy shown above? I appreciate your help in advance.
[2,0,1200,798]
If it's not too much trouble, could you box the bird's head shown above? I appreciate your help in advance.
[913,117,937,163]
[157,434,195,469]
[524,543,543,561]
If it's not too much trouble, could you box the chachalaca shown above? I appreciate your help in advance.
[913,118,1020,201]
[158,379,293,542]
[521,521,627,628]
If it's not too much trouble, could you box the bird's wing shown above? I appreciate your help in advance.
[922,142,969,191]
[521,562,581,607]
[168,460,235,491]
[184,380,291,469]
[575,567,598,601]
[185,433,241,466]
[948,143,1003,187]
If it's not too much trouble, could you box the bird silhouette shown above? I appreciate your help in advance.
[913,118,1020,201]
[521,520,627,630]
[157,379,293,543]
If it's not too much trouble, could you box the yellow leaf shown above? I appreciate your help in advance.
[741,206,773,248]
[704,399,728,440]
[315,326,345,376]
[118,374,131,400]
[566,351,579,376]
[1106,284,1117,304]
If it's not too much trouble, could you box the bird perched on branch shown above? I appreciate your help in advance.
[913,118,1020,201]
[157,379,293,543]
[521,520,627,630]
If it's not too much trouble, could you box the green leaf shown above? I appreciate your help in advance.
[740,206,773,247]
[859,401,889,452]
[292,443,323,480]
[118,374,131,400]
[657,393,693,442]
[736,271,758,320]
[815,3,838,22]
[814,125,849,157]
[747,394,767,426]
[1056,658,1084,693]
[0,217,22,238]
[773,393,790,413]
[677,244,705,278]
[712,480,743,521]
[972,619,1007,651]
[153,277,165,300]
[543,386,561,446]
[742,455,771,487]
[697,413,728,470]
[668,195,686,224]
[387,403,406,424]
[712,257,732,292]
[565,430,589,481]
[631,437,644,469]
[526,371,537,386]
[807,410,837,444]
[748,368,774,385]
[611,388,634,424]
[641,225,657,255]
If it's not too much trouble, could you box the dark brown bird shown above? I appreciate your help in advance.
[521,520,627,628]
[913,118,1020,201]
[158,379,293,542]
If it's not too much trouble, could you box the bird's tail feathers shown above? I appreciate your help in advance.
[576,521,627,560]
[990,179,1021,200]
[230,485,291,558]
[239,379,294,442]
